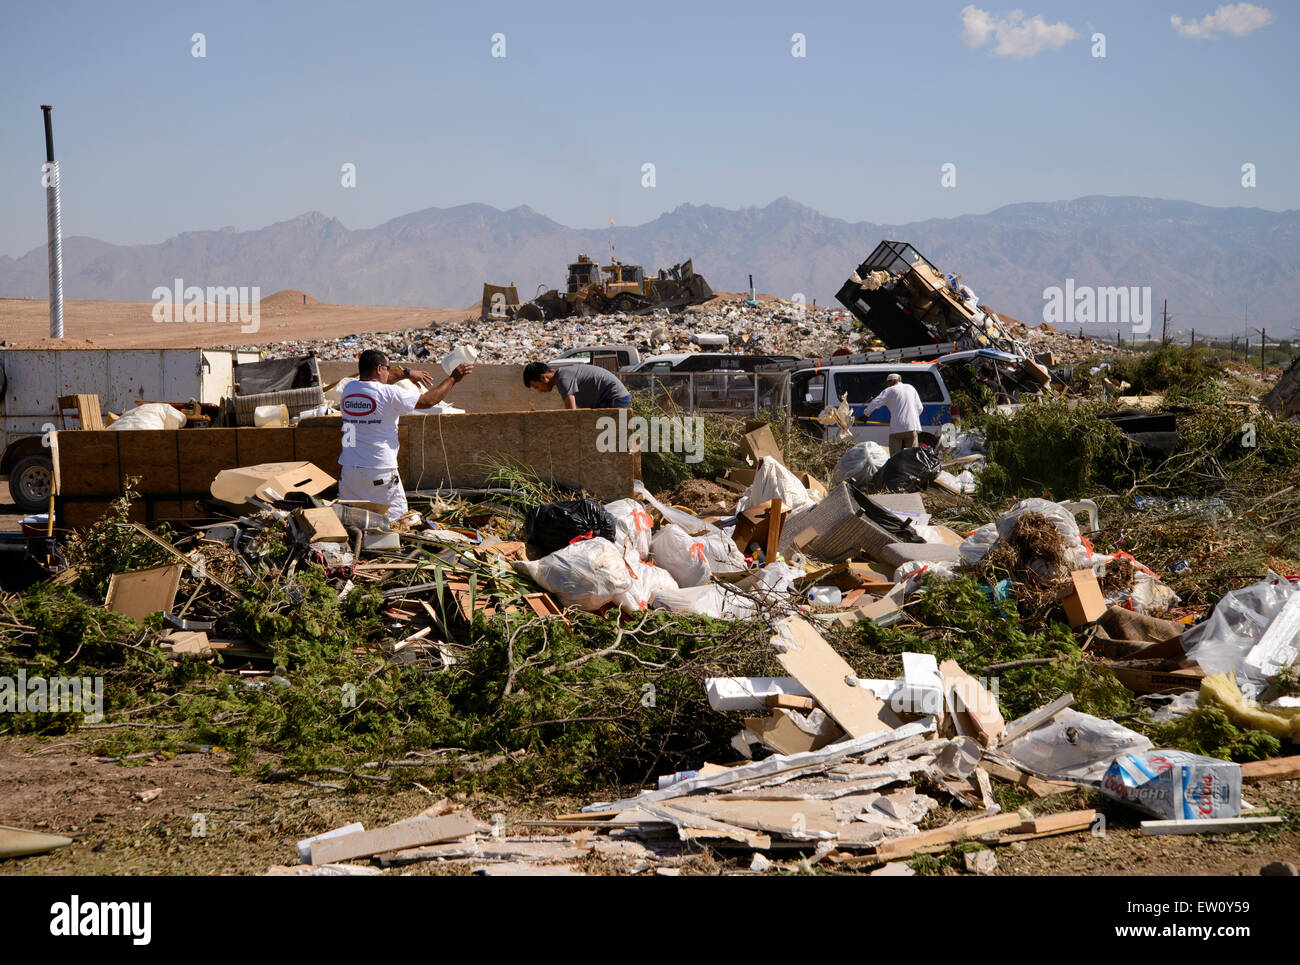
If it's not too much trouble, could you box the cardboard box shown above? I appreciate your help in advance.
[294,506,349,543]
[1059,569,1106,627]
[211,461,335,505]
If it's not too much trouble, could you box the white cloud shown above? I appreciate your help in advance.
[961,6,1079,59]
[961,5,996,48]
[1171,4,1275,39]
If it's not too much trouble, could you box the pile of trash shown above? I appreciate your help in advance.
[222,296,864,364]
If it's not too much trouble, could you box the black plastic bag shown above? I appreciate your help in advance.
[524,498,617,556]
[869,446,942,493]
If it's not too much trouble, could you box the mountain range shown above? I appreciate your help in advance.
[3,196,1297,335]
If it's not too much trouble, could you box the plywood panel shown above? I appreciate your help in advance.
[116,430,180,495]
[235,427,295,467]
[53,432,119,496]
[179,428,238,493]
[295,423,344,471]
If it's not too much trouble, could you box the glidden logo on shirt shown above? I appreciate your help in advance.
[341,394,376,416]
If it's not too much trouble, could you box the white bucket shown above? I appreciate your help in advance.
[253,404,289,427]
[440,344,478,376]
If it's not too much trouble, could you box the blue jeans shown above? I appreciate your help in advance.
[611,395,633,408]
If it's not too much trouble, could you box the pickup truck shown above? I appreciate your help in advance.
[0,348,252,512]
[548,345,641,371]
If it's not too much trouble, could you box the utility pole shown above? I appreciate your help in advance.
[1251,326,1267,371]
[41,105,65,339]
[1161,299,1169,345]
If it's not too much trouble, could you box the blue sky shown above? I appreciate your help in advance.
[1,0,1295,257]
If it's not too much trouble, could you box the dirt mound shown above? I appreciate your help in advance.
[663,478,736,517]
[261,289,322,310]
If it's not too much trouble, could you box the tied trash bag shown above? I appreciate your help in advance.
[513,537,633,612]
[616,552,680,613]
[652,583,757,621]
[523,498,617,557]
[830,441,891,488]
[651,524,711,587]
[869,447,942,494]
[604,498,655,560]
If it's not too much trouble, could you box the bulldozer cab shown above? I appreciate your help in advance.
[603,261,644,295]
[566,255,602,295]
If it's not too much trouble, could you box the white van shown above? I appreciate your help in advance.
[790,362,954,446]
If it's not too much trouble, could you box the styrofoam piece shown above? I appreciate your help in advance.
[705,677,814,712]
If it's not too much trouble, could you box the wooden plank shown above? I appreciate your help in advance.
[868,812,1023,861]
[765,497,783,563]
[1015,809,1095,835]
[1140,816,1283,836]
[310,811,475,864]
[771,616,903,738]
[1241,755,1300,782]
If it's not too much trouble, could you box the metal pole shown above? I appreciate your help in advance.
[42,105,65,339]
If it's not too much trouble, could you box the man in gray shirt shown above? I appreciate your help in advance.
[523,361,632,409]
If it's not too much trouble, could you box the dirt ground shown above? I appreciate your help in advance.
[1,737,1295,876]
[0,292,477,350]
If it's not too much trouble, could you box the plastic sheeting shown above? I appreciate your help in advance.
[107,402,186,431]
[1182,572,1300,697]
[737,456,818,514]
[1002,708,1153,783]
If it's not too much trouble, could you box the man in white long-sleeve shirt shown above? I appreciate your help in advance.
[864,372,924,454]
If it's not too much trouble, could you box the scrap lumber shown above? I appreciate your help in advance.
[770,616,903,737]
[309,811,475,864]
[1140,816,1283,836]
[1002,809,1096,841]
[1241,755,1300,782]
[0,825,73,859]
[583,721,932,813]
[980,759,1078,798]
[126,523,244,600]
[670,798,839,839]
[939,659,1004,745]
[847,811,1024,864]
[999,694,1073,745]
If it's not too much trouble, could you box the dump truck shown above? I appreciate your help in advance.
[491,254,713,320]
[0,348,254,513]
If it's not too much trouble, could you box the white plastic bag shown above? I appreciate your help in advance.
[652,584,756,621]
[651,524,711,587]
[1002,708,1152,782]
[697,529,748,574]
[616,554,680,613]
[737,456,817,514]
[604,498,655,560]
[830,441,891,488]
[893,559,957,595]
[1182,572,1300,696]
[513,537,633,611]
[108,402,186,431]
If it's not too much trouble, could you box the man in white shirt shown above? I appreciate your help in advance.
[339,349,472,520]
[864,372,924,454]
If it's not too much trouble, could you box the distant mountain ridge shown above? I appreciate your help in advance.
[2,195,1296,335]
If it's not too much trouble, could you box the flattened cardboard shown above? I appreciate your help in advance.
[210,461,335,505]
[771,616,903,737]
[1059,568,1106,627]
[106,564,184,622]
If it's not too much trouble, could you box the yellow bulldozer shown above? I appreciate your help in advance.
[483,253,712,320]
